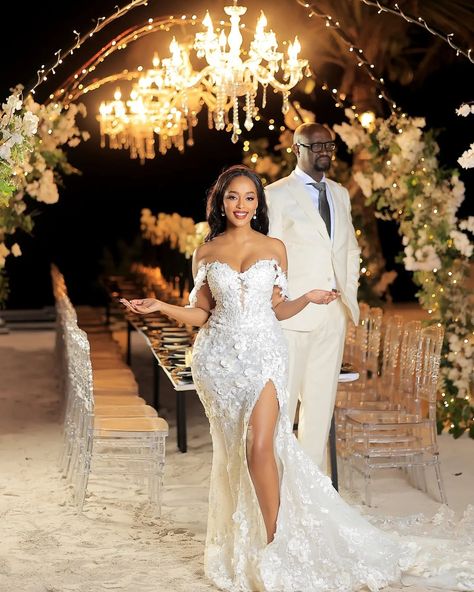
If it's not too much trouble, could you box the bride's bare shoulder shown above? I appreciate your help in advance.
[193,238,222,269]
[260,235,287,259]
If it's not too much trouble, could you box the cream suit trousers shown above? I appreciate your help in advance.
[283,299,347,473]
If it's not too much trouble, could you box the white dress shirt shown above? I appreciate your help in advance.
[294,165,335,242]
[293,165,337,289]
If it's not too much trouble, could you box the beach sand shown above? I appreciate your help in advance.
[0,328,472,592]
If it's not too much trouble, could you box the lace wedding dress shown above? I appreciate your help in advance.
[188,258,474,592]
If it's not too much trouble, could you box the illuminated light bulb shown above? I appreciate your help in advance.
[359,110,375,129]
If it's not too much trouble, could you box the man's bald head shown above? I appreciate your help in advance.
[293,123,333,145]
[292,123,335,180]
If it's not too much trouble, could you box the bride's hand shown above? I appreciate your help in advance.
[120,298,162,314]
[305,289,339,305]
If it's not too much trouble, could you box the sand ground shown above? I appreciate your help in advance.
[0,327,472,592]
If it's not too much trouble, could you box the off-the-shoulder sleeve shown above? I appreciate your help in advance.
[187,264,208,308]
[274,263,289,300]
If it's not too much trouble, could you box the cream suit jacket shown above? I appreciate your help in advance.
[266,171,361,331]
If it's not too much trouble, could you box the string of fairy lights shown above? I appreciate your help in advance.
[357,0,473,64]
[47,15,200,105]
[27,0,150,97]
[294,0,400,113]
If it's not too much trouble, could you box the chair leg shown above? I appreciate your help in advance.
[75,433,93,511]
[434,460,448,505]
[364,457,372,507]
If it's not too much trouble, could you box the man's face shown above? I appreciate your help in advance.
[294,129,334,174]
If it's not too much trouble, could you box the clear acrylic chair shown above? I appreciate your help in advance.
[345,324,447,506]
[69,328,169,515]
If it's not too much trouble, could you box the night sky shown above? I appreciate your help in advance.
[1,0,473,308]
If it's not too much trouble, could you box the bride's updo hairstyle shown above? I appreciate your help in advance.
[205,164,269,242]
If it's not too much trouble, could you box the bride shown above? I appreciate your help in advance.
[121,165,473,592]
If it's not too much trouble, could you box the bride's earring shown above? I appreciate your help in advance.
[221,210,225,217]
[252,211,257,220]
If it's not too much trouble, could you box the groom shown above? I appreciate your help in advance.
[266,122,360,471]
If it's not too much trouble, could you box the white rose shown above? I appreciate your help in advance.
[457,143,474,169]
[333,122,366,151]
[22,111,39,136]
[353,171,372,198]
[450,230,473,258]
[456,103,471,117]
[459,217,474,234]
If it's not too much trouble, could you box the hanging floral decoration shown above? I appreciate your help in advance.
[0,86,89,304]
[334,109,473,438]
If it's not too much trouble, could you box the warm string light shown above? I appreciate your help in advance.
[27,0,150,97]
[49,16,199,105]
[294,0,399,113]
[358,0,474,64]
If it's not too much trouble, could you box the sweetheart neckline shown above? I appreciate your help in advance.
[203,258,281,276]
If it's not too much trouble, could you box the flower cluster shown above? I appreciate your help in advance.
[456,103,474,170]
[140,210,208,258]
[0,87,88,304]
[335,110,473,438]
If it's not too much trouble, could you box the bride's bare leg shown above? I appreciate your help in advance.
[247,381,280,544]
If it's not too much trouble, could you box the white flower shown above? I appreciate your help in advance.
[395,125,424,165]
[372,172,387,190]
[22,111,38,136]
[353,171,372,198]
[26,169,59,204]
[459,217,474,234]
[2,94,22,119]
[457,143,474,169]
[0,143,12,163]
[334,122,367,151]
[450,230,473,258]
[0,242,10,268]
[456,103,471,117]
[11,243,21,257]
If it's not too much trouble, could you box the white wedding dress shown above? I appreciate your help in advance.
[189,258,474,592]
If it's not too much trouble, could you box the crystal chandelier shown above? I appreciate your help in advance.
[97,40,203,162]
[194,3,309,142]
[97,3,309,160]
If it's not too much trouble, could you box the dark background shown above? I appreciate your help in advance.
[1,0,472,308]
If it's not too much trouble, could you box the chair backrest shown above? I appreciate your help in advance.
[398,320,422,410]
[380,314,403,389]
[65,324,94,414]
[367,306,383,377]
[414,324,445,420]
[353,303,383,380]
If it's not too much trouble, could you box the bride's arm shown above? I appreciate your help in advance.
[120,297,211,327]
[271,240,339,321]
[120,250,214,327]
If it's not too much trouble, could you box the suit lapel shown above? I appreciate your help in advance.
[286,172,332,245]
[326,179,346,250]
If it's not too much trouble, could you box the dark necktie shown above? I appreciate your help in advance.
[309,181,331,237]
